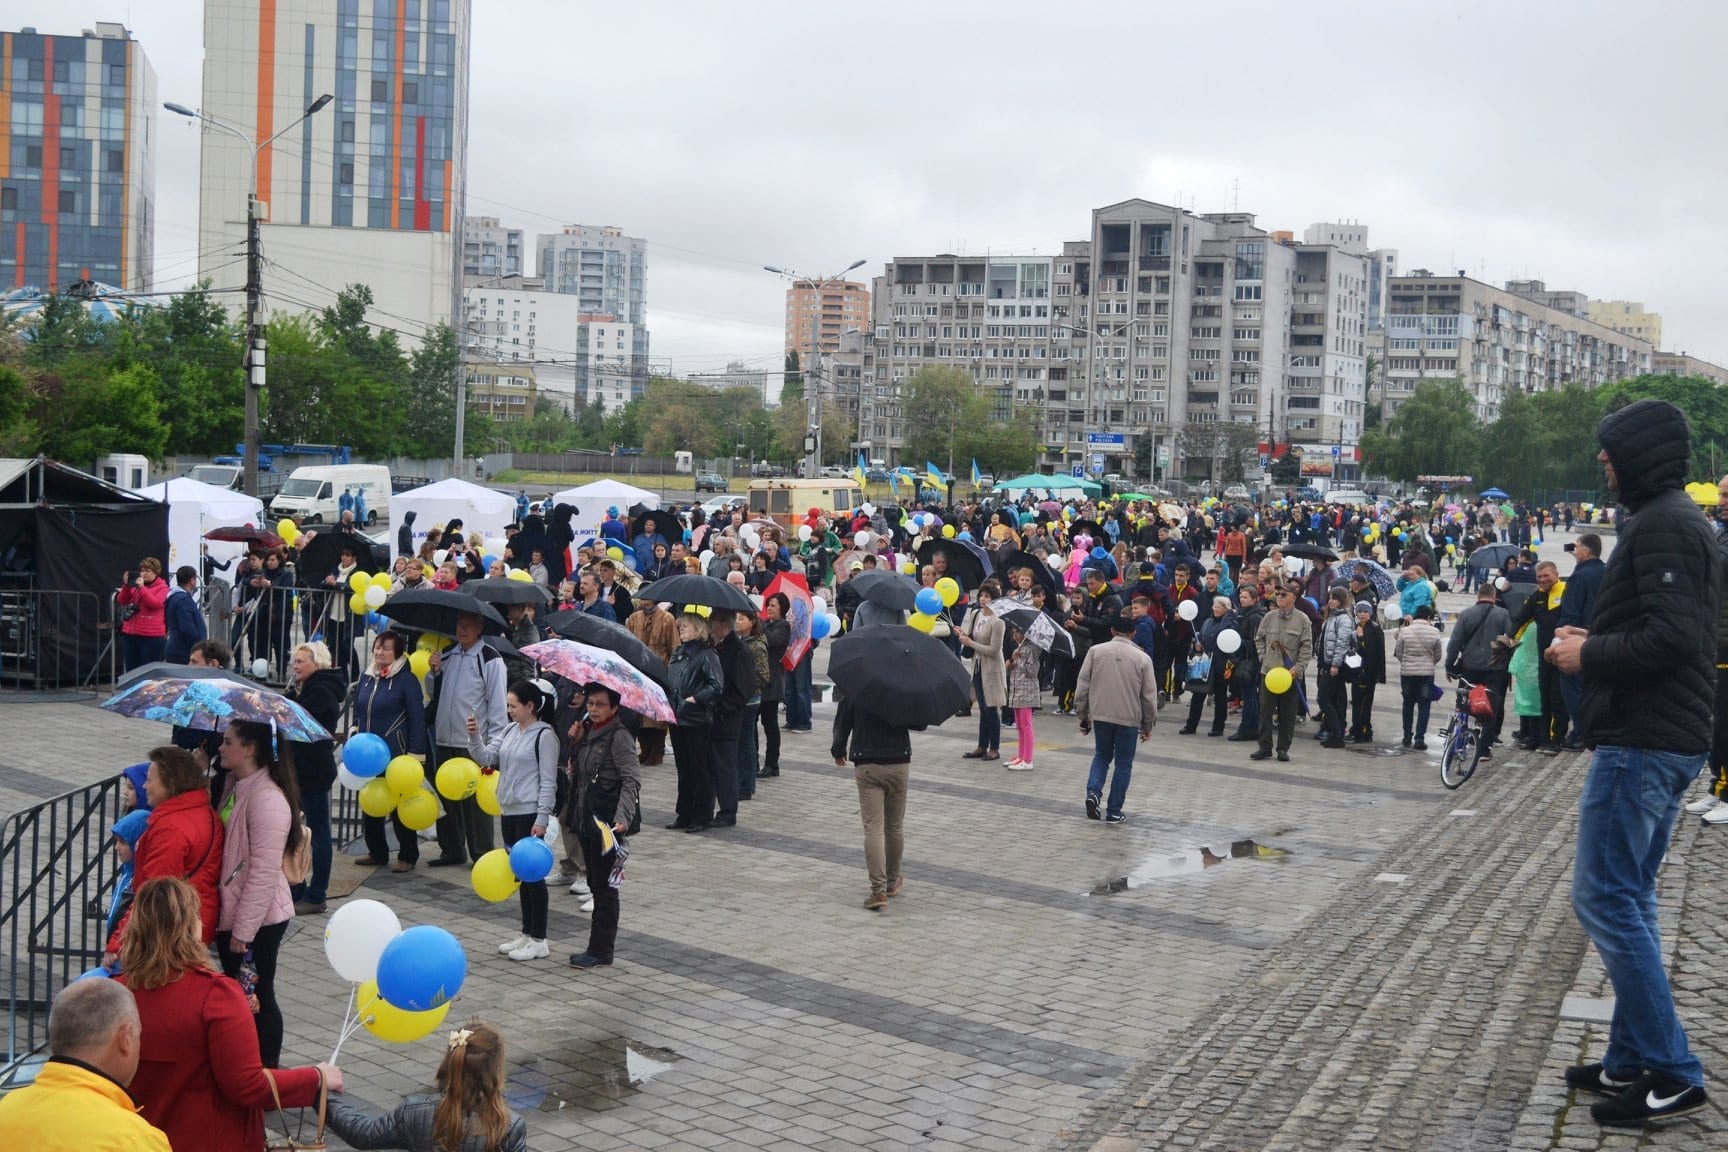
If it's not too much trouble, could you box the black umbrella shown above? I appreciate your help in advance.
[630,507,680,543]
[1283,542,1340,562]
[296,529,382,584]
[916,539,987,592]
[380,587,508,636]
[993,549,1060,603]
[539,608,672,690]
[635,572,755,613]
[117,660,236,689]
[468,576,554,607]
[827,624,972,728]
[1068,518,1106,542]
[846,569,920,612]
[1465,542,1522,570]
[992,603,1076,657]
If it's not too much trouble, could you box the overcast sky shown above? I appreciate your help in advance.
[18,0,1728,376]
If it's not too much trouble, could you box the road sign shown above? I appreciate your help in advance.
[1330,445,1342,458]
[1259,453,1270,469]
[1086,432,1126,448]
[1090,453,1105,475]
[1071,464,1084,478]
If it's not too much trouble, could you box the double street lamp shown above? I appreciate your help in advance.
[166,94,333,498]
[765,259,867,476]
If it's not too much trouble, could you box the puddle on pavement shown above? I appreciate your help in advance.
[1348,744,1413,757]
[1091,839,1292,894]
[505,1038,681,1112]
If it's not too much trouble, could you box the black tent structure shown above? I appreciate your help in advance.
[0,457,168,686]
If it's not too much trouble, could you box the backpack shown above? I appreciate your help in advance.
[281,815,313,886]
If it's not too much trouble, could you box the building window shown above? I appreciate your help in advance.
[58,190,76,214]
[108,64,126,87]
[106,149,123,172]
[339,162,354,185]
[402,81,417,103]
[0,188,14,210]
[371,78,388,102]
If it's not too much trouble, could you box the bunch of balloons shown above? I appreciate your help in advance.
[407,632,451,681]
[338,734,487,837]
[908,577,959,633]
[276,518,301,547]
[810,610,843,639]
[471,835,555,902]
[348,570,394,614]
[324,900,467,1048]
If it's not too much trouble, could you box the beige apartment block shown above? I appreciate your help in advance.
[785,279,871,357]
[1588,300,1663,353]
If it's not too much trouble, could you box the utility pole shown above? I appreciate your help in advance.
[244,195,264,498]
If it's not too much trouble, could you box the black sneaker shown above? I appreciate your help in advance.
[1104,813,1127,824]
[1085,792,1101,821]
[1249,749,1273,761]
[1564,1062,1638,1097]
[1589,1071,1707,1127]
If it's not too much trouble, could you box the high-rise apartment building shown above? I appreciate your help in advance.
[1302,223,1395,330]
[462,215,521,279]
[194,0,470,337]
[536,224,647,361]
[1505,278,1589,318]
[784,278,870,357]
[1587,299,1663,352]
[1652,351,1728,386]
[1384,272,1652,420]
[0,23,155,291]
[1287,241,1369,477]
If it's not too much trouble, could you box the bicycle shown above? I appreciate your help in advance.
[1438,677,1489,789]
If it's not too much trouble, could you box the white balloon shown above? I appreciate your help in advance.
[1216,628,1241,654]
[483,536,508,558]
[811,595,828,616]
[1283,555,1303,574]
[323,898,403,984]
[250,658,269,678]
[797,525,813,541]
[1382,601,1404,620]
[825,612,842,634]
[363,585,387,609]
[1494,576,1510,592]
[860,502,876,516]
[1177,599,1199,621]
[433,549,448,565]
[1047,554,1064,570]
[854,530,872,548]
[336,764,369,791]
[1344,653,1363,669]
[699,550,715,565]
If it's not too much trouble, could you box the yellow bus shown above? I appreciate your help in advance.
[747,477,865,531]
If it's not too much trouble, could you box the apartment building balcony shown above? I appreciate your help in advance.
[1193,285,1224,298]
[1138,255,1171,271]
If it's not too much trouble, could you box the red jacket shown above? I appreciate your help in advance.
[122,967,322,1152]
[118,577,170,638]
[108,790,223,954]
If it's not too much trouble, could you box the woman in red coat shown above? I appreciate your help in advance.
[120,877,341,1152]
[104,746,223,963]
[117,557,170,671]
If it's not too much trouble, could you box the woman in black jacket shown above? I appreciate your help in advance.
[758,593,791,777]
[286,640,346,914]
[562,684,641,969]
[352,630,428,873]
[1350,599,1386,743]
[666,612,723,833]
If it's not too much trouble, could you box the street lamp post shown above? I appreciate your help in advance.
[1058,321,1131,478]
[765,260,866,477]
[166,95,333,499]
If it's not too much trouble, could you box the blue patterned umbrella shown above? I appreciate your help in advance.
[1334,558,1397,599]
[99,676,333,742]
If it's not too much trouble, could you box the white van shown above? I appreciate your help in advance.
[268,464,392,524]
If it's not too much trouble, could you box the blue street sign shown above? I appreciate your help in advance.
[1330,445,1342,457]
[1072,464,1084,478]
[1086,432,1126,448]
[1259,454,1270,469]
[1090,453,1105,475]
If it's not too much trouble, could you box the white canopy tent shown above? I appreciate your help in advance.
[552,479,661,543]
[139,476,265,574]
[389,478,517,554]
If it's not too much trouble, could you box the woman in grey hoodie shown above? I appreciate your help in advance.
[467,679,560,961]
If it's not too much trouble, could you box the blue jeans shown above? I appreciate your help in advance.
[1572,745,1706,1086]
[786,653,813,730]
[291,786,333,905]
[1560,673,1583,742]
[1085,722,1139,818]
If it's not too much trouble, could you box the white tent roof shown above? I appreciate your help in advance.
[552,479,662,545]
[139,475,266,573]
[389,478,517,553]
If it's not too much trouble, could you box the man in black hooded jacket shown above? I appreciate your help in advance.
[1547,398,1716,1127]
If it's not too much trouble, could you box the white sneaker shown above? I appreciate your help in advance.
[579,896,596,913]
[497,934,529,955]
[1684,795,1718,815]
[569,877,592,897]
[508,938,549,961]
[1703,803,1728,826]
[1006,760,1034,772]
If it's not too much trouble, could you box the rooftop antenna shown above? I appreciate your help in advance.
[1232,178,1239,212]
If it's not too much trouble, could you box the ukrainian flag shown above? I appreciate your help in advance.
[853,452,867,489]
[926,461,947,490]
[970,458,982,486]
[888,471,901,498]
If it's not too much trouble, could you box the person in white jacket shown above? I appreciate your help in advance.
[468,679,560,961]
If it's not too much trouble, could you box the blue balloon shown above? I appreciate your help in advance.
[810,613,833,640]
[914,587,943,616]
[509,837,554,883]
[344,732,390,778]
[375,925,467,1012]
[957,531,973,542]
[74,965,112,982]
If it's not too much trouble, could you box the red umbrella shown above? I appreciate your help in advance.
[205,525,284,550]
[763,571,813,671]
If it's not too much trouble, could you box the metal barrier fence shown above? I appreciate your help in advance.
[0,589,111,693]
[0,775,125,1085]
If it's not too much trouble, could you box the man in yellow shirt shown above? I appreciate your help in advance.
[0,979,169,1151]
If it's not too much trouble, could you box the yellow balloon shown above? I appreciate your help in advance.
[357,979,451,1043]
[476,770,502,816]
[507,569,532,582]
[385,755,424,795]
[907,612,936,633]
[606,546,624,561]
[416,632,452,653]
[369,571,393,591]
[277,518,297,540]
[934,577,960,607]
[408,650,431,678]
[348,571,370,593]
[435,757,480,801]
[470,848,519,903]
[349,591,369,614]
[358,778,397,818]
[397,789,439,831]
[1265,666,1294,695]
[941,524,956,538]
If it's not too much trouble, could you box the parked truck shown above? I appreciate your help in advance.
[267,464,392,524]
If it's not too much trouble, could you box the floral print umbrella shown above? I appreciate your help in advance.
[99,676,334,742]
[520,639,677,723]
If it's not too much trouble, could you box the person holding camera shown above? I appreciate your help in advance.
[118,559,170,672]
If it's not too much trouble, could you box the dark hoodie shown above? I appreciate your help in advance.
[1577,399,1719,754]
[396,509,417,558]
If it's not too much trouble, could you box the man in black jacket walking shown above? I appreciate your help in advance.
[1548,399,1717,1127]
[706,610,754,828]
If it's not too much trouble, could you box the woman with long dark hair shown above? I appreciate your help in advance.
[214,719,303,1067]
[468,680,559,962]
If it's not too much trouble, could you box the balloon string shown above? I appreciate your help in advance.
[330,983,357,1063]
[331,995,380,1063]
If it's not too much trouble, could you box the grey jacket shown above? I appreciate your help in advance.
[1074,636,1160,731]
[1445,600,1512,673]
[469,719,559,822]
[1318,611,1355,669]
[327,1092,527,1152]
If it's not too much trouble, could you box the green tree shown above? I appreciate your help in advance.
[1361,378,1480,483]
[34,361,168,463]
[899,365,975,469]
[953,393,1040,478]
[1599,374,1728,481]
[1477,387,1545,495]
[1270,453,1301,485]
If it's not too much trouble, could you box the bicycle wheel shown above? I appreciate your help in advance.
[1440,723,1479,789]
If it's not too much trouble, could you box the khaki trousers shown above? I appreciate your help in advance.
[854,762,909,896]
